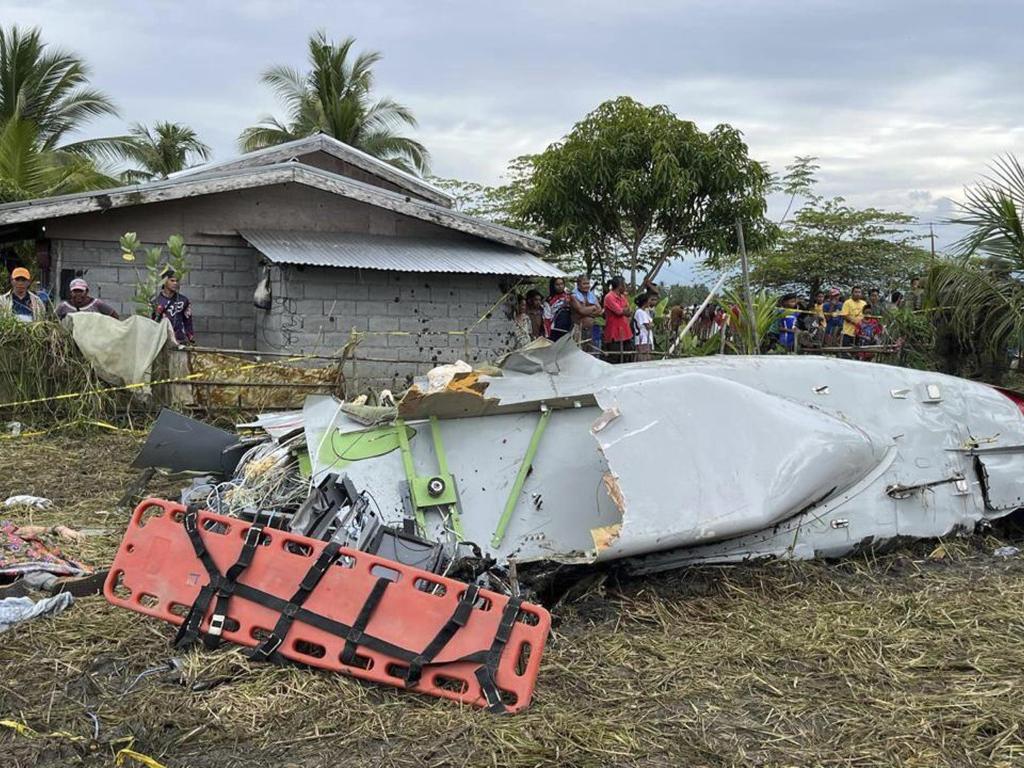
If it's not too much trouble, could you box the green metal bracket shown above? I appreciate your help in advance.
[491,407,552,549]
[394,418,427,535]
[393,417,464,539]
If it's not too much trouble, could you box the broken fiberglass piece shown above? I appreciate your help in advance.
[133,408,248,475]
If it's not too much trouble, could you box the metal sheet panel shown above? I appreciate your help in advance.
[242,230,563,277]
[591,374,883,559]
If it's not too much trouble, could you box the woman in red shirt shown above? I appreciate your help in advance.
[603,276,634,364]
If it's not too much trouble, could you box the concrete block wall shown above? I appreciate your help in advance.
[257,265,521,391]
[54,239,259,349]
[54,239,523,392]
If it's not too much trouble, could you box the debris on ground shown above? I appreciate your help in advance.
[3,432,1024,765]
[993,545,1020,557]
[1,519,90,578]
[0,592,74,633]
[3,495,53,509]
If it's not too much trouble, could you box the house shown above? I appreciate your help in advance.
[0,134,560,388]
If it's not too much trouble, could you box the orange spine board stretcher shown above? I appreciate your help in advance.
[104,498,550,712]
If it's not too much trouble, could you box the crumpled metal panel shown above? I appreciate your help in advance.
[303,396,620,563]
[590,373,884,559]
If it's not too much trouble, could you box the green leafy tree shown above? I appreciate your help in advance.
[429,156,535,228]
[121,122,211,182]
[663,283,712,307]
[239,30,428,175]
[928,155,1024,377]
[516,97,774,288]
[751,196,930,298]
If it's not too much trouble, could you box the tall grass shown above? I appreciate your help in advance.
[0,316,115,425]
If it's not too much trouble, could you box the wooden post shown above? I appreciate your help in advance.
[735,218,758,355]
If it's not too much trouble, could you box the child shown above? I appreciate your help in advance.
[633,293,656,361]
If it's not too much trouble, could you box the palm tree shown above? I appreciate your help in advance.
[121,122,211,183]
[0,25,131,161]
[928,155,1024,369]
[0,117,118,203]
[239,30,429,175]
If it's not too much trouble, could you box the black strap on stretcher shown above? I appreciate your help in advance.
[174,506,263,650]
[173,510,524,713]
[249,541,342,662]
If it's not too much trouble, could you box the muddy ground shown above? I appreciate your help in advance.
[1,432,1023,767]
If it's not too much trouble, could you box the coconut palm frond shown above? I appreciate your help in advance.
[951,154,1024,268]
[238,30,427,174]
[929,259,1024,357]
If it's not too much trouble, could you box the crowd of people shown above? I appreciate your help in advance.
[512,274,660,363]
[511,273,927,363]
[0,266,195,345]
[772,277,924,355]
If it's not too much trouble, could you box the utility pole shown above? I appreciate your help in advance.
[735,218,758,355]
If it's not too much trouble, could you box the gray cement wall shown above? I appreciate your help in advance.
[257,265,521,392]
[54,238,260,350]
[54,238,523,392]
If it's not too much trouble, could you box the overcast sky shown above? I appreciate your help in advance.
[6,0,1022,275]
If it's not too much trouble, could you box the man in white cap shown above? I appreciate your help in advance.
[56,277,120,320]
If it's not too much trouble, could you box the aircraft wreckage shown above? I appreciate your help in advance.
[107,338,1024,710]
[278,336,1024,576]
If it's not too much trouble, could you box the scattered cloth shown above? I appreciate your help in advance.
[0,592,74,633]
[64,312,171,389]
[0,520,88,578]
[3,495,53,510]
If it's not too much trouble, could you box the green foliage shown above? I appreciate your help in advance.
[516,97,774,286]
[0,25,132,161]
[0,117,118,202]
[429,156,536,229]
[719,287,782,355]
[0,315,114,423]
[775,155,820,223]
[927,155,1024,379]
[121,122,211,182]
[239,30,428,175]
[663,282,711,308]
[883,305,937,371]
[751,194,931,297]
[121,233,191,316]
[671,331,722,358]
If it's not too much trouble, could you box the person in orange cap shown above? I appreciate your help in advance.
[0,267,46,323]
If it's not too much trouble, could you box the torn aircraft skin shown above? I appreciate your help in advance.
[304,336,1024,574]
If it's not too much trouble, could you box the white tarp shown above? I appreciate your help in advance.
[64,313,171,388]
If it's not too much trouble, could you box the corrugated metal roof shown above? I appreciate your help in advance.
[241,230,564,277]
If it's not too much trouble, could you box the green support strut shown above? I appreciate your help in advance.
[430,416,464,539]
[394,418,427,535]
[491,407,551,549]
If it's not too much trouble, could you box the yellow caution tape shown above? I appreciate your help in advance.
[0,718,87,742]
[115,747,167,768]
[2,719,165,767]
[0,354,312,410]
[0,419,146,441]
